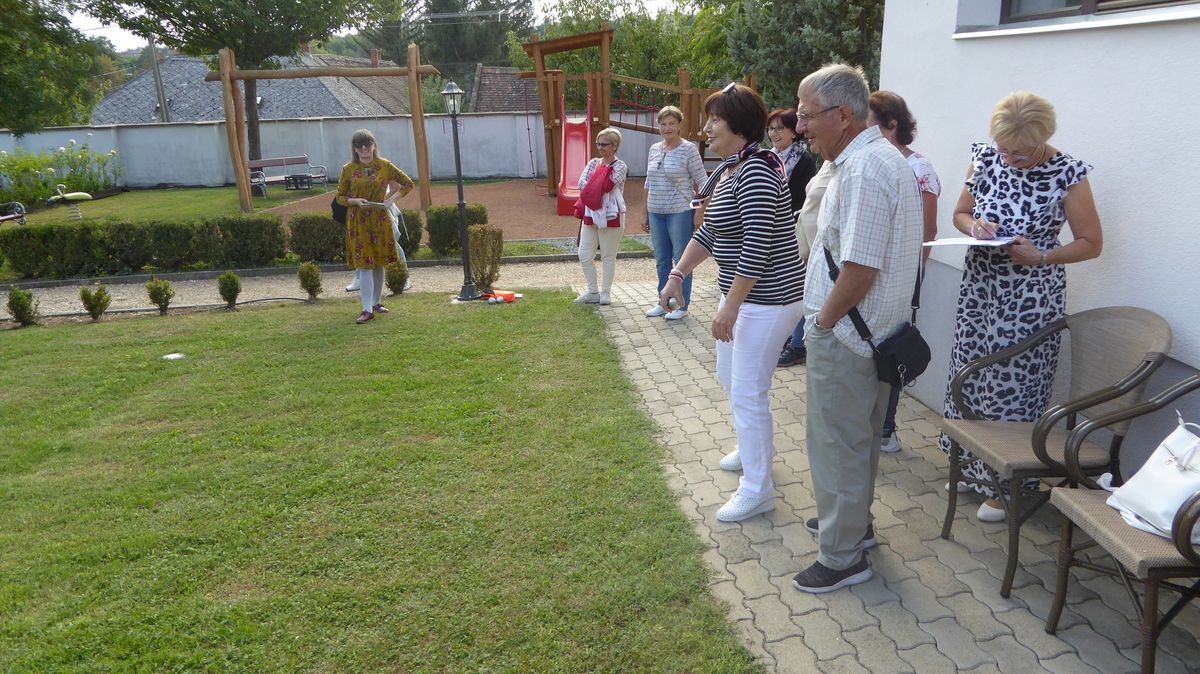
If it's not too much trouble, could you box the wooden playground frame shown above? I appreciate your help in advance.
[206,46,441,214]
[520,26,726,197]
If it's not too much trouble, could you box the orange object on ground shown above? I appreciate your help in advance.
[482,290,517,303]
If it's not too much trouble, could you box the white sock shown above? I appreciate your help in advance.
[371,267,384,306]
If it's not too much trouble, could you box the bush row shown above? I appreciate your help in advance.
[0,215,285,279]
[0,203,489,279]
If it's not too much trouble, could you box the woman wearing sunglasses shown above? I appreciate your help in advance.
[659,83,805,523]
[573,127,627,306]
[642,105,707,321]
[939,91,1103,522]
[336,129,414,324]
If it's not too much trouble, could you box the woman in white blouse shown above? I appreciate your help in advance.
[641,106,707,321]
[573,127,627,306]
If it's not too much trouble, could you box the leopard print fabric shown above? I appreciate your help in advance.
[939,143,1092,498]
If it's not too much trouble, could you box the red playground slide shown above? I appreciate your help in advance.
[556,95,592,216]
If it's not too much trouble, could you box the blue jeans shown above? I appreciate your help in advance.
[788,319,806,353]
[649,210,694,307]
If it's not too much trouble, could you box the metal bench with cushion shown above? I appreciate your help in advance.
[247,155,327,197]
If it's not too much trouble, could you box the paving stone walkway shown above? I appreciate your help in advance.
[596,279,1200,674]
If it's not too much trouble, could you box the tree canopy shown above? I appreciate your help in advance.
[82,0,379,157]
[1,0,106,136]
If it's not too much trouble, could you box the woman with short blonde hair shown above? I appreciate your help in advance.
[642,104,707,320]
[939,92,1102,522]
[573,127,628,306]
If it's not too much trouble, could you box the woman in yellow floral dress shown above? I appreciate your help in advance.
[336,129,415,324]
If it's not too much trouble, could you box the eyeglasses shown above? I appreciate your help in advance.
[721,81,738,94]
[596,141,613,147]
[993,144,1040,162]
[353,141,374,148]
[767,126,788,134]
[796,106,839,122]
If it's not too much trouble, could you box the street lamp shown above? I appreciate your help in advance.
[440,81,481,301]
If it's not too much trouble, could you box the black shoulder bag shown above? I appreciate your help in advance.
[331,198,348,225]
[822,247,931,387]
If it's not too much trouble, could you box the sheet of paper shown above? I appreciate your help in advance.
[923,236,1015,248]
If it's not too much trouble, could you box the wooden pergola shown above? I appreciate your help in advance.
[205,45,440,213]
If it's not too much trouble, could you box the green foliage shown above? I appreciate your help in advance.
[384,261,410,295]
[287,212,344,262]
[210,214,287,268]
[145,278,175,315]
[217,271,241,309]
[425,203,488,257]
[0,142,124,207]
[146,220,195,269]
[468,223,503,290]
[103,220,153,273]
[0,0,104,136]
[396,208,421,259]
[728,0,884,106]
[5,285,39,326]
[314,33,370,57]
[79,283,111,321]
[297,261,322,300]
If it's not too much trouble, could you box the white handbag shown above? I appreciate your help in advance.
[1107,412,1200,544]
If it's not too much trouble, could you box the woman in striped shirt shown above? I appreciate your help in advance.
[659,83,806,523]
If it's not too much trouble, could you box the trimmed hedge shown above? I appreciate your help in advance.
[426,204,487,257]
[0,214,286,279]
[289,209,422,263]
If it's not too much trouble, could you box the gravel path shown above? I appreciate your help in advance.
[17,256,718,321]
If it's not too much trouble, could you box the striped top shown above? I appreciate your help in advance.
[645,140,707,214]
[693,155,805,305]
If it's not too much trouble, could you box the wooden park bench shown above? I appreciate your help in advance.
[247,155,328,197]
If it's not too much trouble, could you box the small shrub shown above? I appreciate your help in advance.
[395,208,421,259]
[146,278,175,315]
[79,283,112,321]
[5,286,39,326]
[425,203,487,257]
[217,271,241,309]
[385,261,410,295]
[297,261,322,301]
[288,212,343,262]
[468,224,503,291]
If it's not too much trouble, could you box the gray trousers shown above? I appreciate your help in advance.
[805,323,890,569]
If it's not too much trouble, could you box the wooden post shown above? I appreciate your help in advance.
[678,69,696,142]
[407,44,433,216]
[228,70,252,194]
[530,40,557,196]
[219,48,253,212]
[599,26,611,132]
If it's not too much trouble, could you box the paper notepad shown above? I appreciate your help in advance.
[924,236,1015,248]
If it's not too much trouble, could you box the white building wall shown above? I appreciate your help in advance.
[880,0,1200,458]
[1,111,661,190]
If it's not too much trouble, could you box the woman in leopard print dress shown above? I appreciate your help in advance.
[939,92,1103,522]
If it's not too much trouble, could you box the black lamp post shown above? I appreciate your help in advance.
[440,81,481,301]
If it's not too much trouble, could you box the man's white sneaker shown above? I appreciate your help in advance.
[573,292,600,304]
[645,304,667,317]
[880,433,901,453]
[716,493,775,522]
[664,308,688,320]
[597,292,611,305]
[719,448,742,471]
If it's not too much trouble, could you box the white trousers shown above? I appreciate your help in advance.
[578,223,622,294]
[715,296,805,499]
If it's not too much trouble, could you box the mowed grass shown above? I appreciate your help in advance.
[0,292,758,673]
[21,185,325,225]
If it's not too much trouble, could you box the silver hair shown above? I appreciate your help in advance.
[797,63,870,123]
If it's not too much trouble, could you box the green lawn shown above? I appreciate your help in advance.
[0,293,758,673]
[22,185,326,225]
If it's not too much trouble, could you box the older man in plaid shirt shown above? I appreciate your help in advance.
[791,64,924,593]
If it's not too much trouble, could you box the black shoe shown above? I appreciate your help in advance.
[792,558,873,593]
[804,517,877,548]
[777,347,807,367]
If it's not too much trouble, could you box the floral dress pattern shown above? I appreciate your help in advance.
[336,158,413,269]
[939,143,1091,497]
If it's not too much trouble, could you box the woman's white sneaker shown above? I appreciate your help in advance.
[719,448,742,471]
[977,501,1007,522]
[664,308,688,320]
[645,304,667,317]
[573,292,600,304]
[716,493,775,522]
